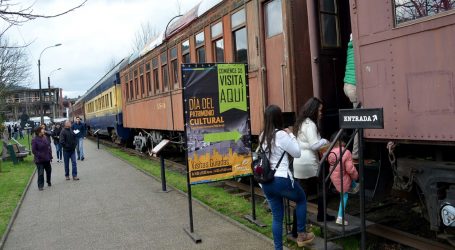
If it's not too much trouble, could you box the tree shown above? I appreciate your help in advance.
[131,21,159,54]
[0,36,30,100]
[395,0,455,24]
[0,0,87,39]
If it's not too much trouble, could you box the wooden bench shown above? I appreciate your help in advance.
[6,143,28,164]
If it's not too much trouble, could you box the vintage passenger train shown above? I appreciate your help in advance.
[74,0,455,235]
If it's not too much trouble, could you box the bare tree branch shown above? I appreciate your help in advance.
[0,0,87,25]
[131,21,158,54]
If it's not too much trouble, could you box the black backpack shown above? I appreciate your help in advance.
[252,147,286,184]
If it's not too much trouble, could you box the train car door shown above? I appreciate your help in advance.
[262,0,290,111]
[315,0,352,137]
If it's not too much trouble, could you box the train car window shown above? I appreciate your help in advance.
[320,0,336,13]
[140,75,145,97]
[170,47,178,88]
[233,27,248,63]
[319,0,340,48]
[161,52,168,91]
[196,47,206,63]
[153,69,159,93]
[394,0,455,25]
[182,40,190,64]
[152,57,158,68]
[211,21,223,39]
[146,72,152,95]
[135,78,139,98]
[196,31,206,63]
[195,32,204,47]
[129,80,134,100]
[231,8,246,29]
[265,0,283,38]
[214,39,225,62]
[170,47,177,59]
[124,77,129,101]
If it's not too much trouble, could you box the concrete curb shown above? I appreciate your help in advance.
[103,147,280,249]
[0,167,36,250]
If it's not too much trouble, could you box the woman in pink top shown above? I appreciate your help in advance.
[327,132,359,225]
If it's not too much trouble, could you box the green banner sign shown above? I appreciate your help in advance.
[218,64,247,113]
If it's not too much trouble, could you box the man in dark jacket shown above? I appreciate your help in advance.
[60,120,79,180]
[71,117,86,161]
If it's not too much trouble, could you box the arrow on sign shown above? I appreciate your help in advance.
[203,130,242,143]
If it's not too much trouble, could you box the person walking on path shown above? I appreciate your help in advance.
[31,126,53,190]
[72,116,86,161]
[259,105,314,249]
[52,123,63,163]
[60,120,79,180]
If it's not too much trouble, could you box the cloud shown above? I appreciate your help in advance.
[7,0,200,98]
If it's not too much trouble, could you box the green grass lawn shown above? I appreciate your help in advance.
[0,136,35,239]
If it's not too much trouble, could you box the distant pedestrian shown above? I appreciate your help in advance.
[31,126,53,191]
[52,123,63,163]
[13,124,18,140]
[60,120,79,180]
[259,105,314,249]
[7,124,11,139]
[71,117,86,161]
[19,125,24,139]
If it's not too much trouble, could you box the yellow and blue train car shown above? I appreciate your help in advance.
[78,58,131,142]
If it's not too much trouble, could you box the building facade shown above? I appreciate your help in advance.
[2,87,64,121]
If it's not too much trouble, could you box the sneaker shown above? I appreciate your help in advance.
[73,176,80,181]
[81,157,84,161]
[38,187,44,191]
[65,176,70,180]
[47,183,52,187]
[348,182,360,194]
[297,232,315,247]
[336,217,349,226]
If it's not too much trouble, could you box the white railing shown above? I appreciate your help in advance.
[5,96,55,103]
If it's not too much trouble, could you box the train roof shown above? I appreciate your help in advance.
[75,57,129,105]
[138,0,223,57]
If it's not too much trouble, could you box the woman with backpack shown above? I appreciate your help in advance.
[259,105,314,249]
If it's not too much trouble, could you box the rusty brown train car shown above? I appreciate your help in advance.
[118,0,455,235]
[351,0,455,232]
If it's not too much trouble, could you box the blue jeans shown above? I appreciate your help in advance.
[77,137,84,159]
[262,177,307,250]
[55,143,62,160]
[63,150,77,177]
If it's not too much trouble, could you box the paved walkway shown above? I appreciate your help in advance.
[3,140,274,250]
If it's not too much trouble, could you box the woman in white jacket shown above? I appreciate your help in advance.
[260,105,314,249]
[293,97,335,222]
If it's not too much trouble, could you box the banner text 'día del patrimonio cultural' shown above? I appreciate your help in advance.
[182,63,252,185]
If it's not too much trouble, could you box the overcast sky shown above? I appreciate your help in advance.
[6,0,200,98]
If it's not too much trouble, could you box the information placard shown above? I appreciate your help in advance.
[182,64,253,184]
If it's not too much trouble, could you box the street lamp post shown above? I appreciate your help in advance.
[38,43,62,124]
[48,68,62,122]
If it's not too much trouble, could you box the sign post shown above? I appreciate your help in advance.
[94,129,100,150]
[151,139,171,193]
[182,63,253,243]
[339,108,384,250]
[24,123,31,155]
